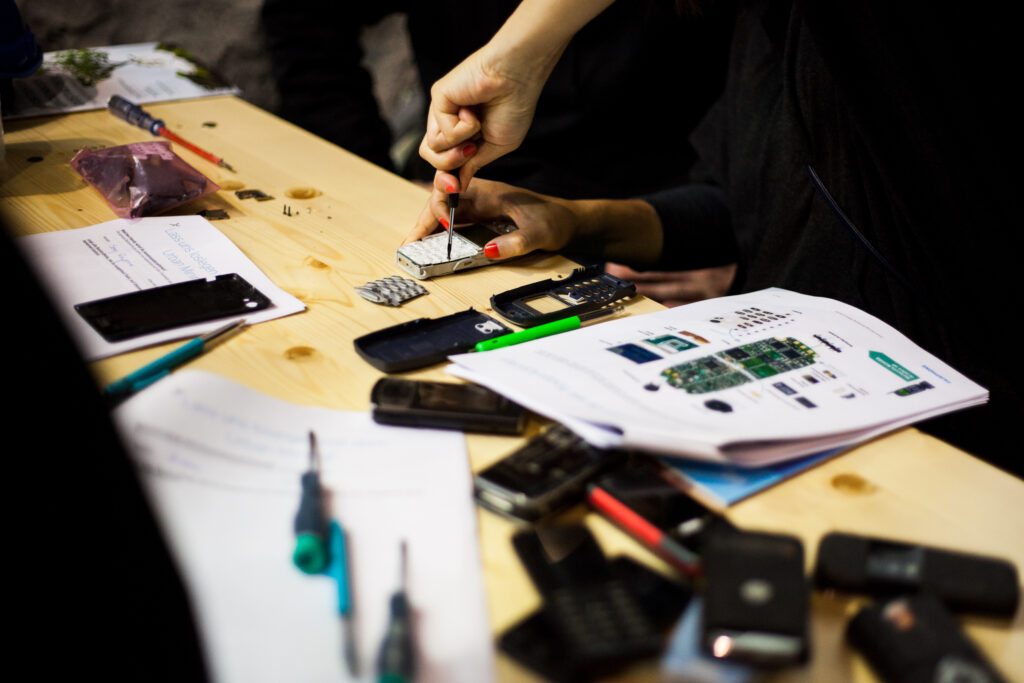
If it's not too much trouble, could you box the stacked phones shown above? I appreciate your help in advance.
[366,381,1018,681]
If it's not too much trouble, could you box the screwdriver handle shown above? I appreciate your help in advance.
[293,471,328,574]
[377,592,414,683]
[107,94,164,136]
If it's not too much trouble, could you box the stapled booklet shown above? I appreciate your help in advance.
[447,288,988,467]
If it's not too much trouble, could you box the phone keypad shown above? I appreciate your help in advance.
[398,231,479,265]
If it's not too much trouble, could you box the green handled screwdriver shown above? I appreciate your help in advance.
[293,431,329,574]
[377,540,415,683]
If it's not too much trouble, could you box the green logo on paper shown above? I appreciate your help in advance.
[869,351,918,381]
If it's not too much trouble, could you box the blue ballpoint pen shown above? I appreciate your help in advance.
[103,319,246,406]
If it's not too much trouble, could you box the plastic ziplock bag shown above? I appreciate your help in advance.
[70,141,220,218]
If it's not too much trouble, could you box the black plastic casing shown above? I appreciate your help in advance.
[370,377,527,435]
[701,528,809,666]
[352,308,510,372]
[814,532,1020,617]
[847,593,1008,683]
[74,273,270,342]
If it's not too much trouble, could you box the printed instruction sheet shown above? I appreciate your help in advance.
[449,288,987,465]
[18,216,305,359]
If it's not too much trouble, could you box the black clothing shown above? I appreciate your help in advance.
[646,0,1020,473]
[3,221,209,679]
[261,0,733,199]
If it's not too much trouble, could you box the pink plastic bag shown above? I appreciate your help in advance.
[70,141,220,218]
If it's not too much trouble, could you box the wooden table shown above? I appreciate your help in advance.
[2,95,1021,682]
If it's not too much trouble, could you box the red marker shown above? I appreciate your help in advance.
[587,484,702,578]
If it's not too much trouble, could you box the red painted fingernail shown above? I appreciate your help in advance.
[461,143,477,158]
[440,217,450,229]
[446,185,457,193]
[484,242,500,259]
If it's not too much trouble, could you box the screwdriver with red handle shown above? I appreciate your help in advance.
[107,94,236,172]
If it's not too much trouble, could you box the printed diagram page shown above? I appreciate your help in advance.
[18,216,305,359]
[449,288,987,465]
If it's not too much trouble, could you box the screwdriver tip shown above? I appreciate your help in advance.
[219,160,236,172]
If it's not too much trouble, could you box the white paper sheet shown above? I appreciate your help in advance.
[448,288,988,465]
[112,370,494,683]
[4,42,240,119]
[17,216,305,359]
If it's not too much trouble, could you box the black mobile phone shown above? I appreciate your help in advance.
[814,531,1020,617]
[701,527,809,666]
[507,525,667,680]
[473,425,622,523]
[847,593,1009,683]
[499,554,691,683]
[74,273,271,342]
[593,455,716,551]
[370,377,528,435]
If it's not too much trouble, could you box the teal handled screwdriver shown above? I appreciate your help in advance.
[377,540,415,683]
[103,319,246,407]
[474,305,625,352]
[293,431,329,574]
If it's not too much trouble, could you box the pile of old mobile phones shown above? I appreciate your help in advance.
[846,593,1009,683]
[473,425,622,523]
[814,531,1020,617]
[499,523,690,682]
[700,527,810,666]
[74,273,271,342]
[370,377,528,435]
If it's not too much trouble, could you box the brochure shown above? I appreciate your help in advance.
[448,288,988,466]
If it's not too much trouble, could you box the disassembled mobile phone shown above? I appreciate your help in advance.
[74,273,271,342]
[491,264,636,328]
[593,456,717,551]
[847,593,1008,683]
[500,554,689,683]
[395,219,518,280]
[701,528,809,666]
[370,377,528,435]
[352,308,511,372]
[509,525,666,677]
[473,424,622,522]
[814,531,1020,617]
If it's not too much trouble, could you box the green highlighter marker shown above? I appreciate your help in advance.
[475,305,624,352]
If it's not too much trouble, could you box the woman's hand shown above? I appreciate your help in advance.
[405,174,582,260]
[604,262,737,307]
[418,47,550,190]
[418,0,615,188]
[404,170,666,267]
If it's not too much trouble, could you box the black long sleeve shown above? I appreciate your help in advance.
[260,0,396,170]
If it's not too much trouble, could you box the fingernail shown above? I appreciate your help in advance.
[461,143,477,158]
[484,242,500,259]
[440,217,450,229]
[446,184,457,193]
